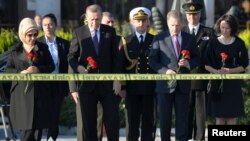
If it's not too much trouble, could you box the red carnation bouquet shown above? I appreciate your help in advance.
[86,56,98,71]
[218,52,228,93]
[24,51,38,95]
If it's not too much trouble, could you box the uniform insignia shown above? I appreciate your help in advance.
[190,5,195,11]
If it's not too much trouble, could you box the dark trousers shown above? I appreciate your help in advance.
[76,101,103,141]
[151,96,157,141]
[20,129,42,141]
[158,88,189,141]
[47,82,65,140]
[187,90,206,141]
[79,83,120,141]
[126,95,155,141]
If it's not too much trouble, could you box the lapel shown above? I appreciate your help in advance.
[134,34,140,54]
[165,34,178,59]
[17,47,28,63]
[99,26,105,55]
[56,37,64,66]
[181,32,189,51]
[15,44,32,68]
[143,33,152,49]
[41,36,62,66]
[196,25,205,43]
[81,26,98,57]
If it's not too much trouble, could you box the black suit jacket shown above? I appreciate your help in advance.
[37,36,70,96]
[68,24,123,93]
[124,33,155,95]
[182,25,214,90]
[149,31,200,94]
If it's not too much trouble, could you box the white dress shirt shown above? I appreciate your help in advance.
[45,36,59,73]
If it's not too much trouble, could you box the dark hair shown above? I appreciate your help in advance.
[214,14,238,35]
[42,13,57,26]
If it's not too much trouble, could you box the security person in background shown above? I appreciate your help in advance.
[121,7,156,141]
[182,0,215,140]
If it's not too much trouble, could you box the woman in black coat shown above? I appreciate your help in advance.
[5,17,55,141]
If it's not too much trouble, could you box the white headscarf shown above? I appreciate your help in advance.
[18,17,38,43]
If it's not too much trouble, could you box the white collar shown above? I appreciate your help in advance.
[171,32,182,38]
[45,36,56,44]
[89,26,100,33]
[135,32,146,41]
[188,23,200,34]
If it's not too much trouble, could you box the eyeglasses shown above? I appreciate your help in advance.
[27,33,38,38]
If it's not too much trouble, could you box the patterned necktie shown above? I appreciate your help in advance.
[174,35,180,57]
[92,30,99,54]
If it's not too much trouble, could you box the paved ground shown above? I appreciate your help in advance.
[1,125,207,141]
[0,126,167,141]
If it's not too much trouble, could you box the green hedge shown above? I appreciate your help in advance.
[238,29,250,48]
[0,28,19,53]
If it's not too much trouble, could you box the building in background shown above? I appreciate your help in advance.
[0,0,247,30]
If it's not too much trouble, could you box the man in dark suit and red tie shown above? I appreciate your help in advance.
[68,4,124,141]
[181,0,215,140]
[149,10,200,141]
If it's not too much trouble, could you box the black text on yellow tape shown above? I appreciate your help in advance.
[0,73,250,81]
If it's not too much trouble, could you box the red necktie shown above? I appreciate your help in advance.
[174,35,180,57]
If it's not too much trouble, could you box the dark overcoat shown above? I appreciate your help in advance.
[5,41,55,129]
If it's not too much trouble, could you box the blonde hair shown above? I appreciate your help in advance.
[167,10,182,23]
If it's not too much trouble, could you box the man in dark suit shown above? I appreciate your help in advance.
[149,10,200,141]
[121,7,156,141]
[182,1,215,140]
[37,13,69,141]
[68,4,123,141]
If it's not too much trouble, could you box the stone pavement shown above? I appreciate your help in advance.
[1,125,207,141]
[0,126,167,141]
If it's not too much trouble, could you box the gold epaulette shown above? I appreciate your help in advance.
[121,37,138,70]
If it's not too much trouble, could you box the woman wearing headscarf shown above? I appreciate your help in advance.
[5,17,55,141]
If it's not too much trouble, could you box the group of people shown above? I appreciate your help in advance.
[3,0,249,141]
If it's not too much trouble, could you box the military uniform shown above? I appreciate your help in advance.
[123,7,156,141]
[182,1,215,140]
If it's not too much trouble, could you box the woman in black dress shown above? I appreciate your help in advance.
[5,18,54,141]
[205,15,249,125]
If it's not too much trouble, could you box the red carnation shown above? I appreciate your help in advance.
[220,52,228,67]
[180,49,191,60]
[86,56,97,70]
[26,52,38,65]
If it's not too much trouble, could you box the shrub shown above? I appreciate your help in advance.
[59,96,76,128]
[238,29,250,48]
[37,28,73,41]
[0,28,19,53]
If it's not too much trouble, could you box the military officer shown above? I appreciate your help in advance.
[121,7,156,141]
[182,0,215,140]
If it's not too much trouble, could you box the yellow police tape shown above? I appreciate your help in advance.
[0,73,250,81]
